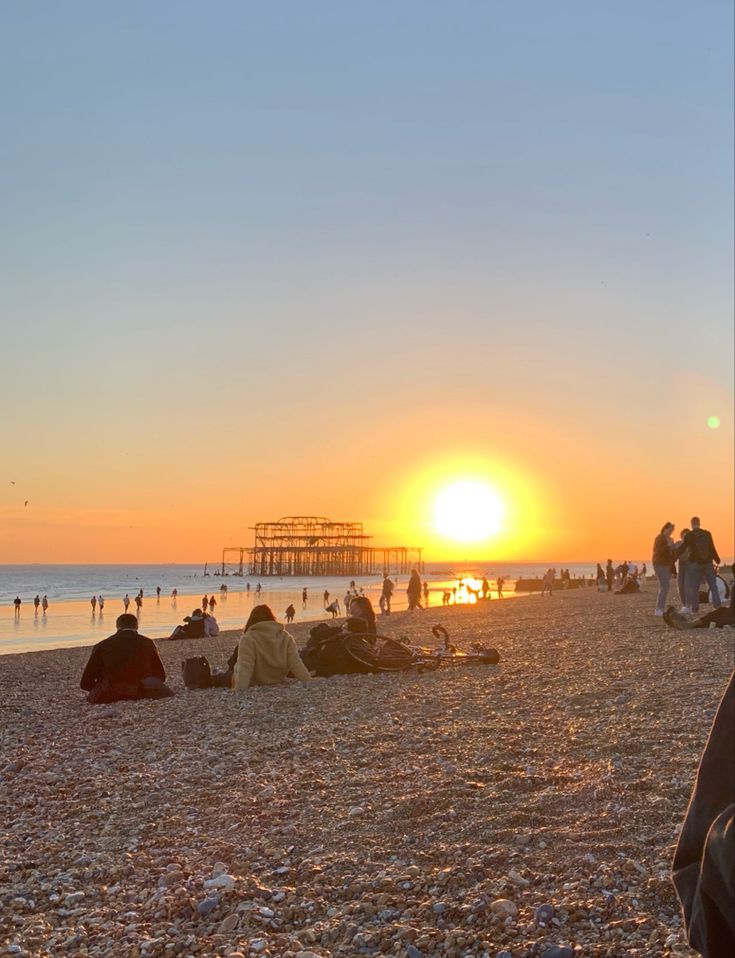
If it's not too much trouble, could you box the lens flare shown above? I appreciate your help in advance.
[707,416,720,429]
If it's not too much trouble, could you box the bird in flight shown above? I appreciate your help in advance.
[24,500,28,507]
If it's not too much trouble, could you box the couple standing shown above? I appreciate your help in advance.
[652,517,722,616]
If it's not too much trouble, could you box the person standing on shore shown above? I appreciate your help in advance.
[676,517,722,615]
[302,588,308,609]
[33,595,40,614]
[605,559,615,592]
[156,586,161,599]
[380,573,394,615]
[14,596,21,617]
[134,594,142,614]
[208,595,216,612]
[202,594,208,611]
[90,595,97,614]
[407,569,423,611]
[497,576,506,598]
[98,595,105,613]
[652,521,676,617]
[285,603,295,623]
[41,595,48,614]
[123,594,130,611]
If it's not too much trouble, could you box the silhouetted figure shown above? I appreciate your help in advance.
[497,576,505,598]
[605,559,614,592]
[676,517,722,614]
[285,603,295,623]
[41,595,48,614]
[407,570,423,611]
[302,588,308,609]
[380,574,394,615]
[209,595,216,612]
[652,522,676,616]
[81,613,173,704]
[14,596,21,617]
[33,595,40,614]
[90,595,97,614]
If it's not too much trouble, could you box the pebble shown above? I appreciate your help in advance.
[541,948,574,958]
[248,940,267,953]
[432,901,448,914]
[204,873,236,890]
[406,946,424,958]
[490,899,518,917]
[196,896,219,915]
[535,903,555,923]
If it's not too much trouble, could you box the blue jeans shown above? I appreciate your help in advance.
[654,564,672,613]
[686,563,722,612]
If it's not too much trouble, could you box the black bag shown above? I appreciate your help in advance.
[182,656,212,689]
[688,530,714,564]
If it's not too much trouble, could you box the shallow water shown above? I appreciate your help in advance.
[0,562,601,654]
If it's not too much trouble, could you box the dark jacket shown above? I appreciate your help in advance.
[672,672,735,957]
[678,528,721,566]
[652,533,674,566]
[80,629,166,691]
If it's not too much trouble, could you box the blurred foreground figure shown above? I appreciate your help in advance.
[672,671,734,957]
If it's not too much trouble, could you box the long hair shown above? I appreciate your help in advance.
[244,604,276,632]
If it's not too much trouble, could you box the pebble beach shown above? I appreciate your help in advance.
[1,587,732,958]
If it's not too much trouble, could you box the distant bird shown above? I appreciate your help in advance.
[24,500,28,507]
[10,481,15,485]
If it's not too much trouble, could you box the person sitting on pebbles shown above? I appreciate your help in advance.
[232,604,313,690]
[80,613,173,704]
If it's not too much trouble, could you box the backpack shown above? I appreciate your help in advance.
[181,656,212,689]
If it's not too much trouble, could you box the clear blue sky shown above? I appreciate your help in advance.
[0,1,732,562]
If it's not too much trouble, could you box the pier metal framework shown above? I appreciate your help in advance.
[220,516,423,577]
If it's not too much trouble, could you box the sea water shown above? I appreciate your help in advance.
[0,562,603,655]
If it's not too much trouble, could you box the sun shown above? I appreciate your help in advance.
[433,480,505,543]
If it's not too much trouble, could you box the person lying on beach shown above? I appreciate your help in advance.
[80,613,173,704]
[232,604,313,690]
[664,580,734,631]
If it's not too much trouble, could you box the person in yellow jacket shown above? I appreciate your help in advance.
[233,605,313,690]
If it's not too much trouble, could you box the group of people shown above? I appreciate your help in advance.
[13,594,49,616]
[653,517,726,617]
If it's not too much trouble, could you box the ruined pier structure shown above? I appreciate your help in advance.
[221,516,423,577]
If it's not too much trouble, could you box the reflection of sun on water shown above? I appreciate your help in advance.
[433,480,505,543]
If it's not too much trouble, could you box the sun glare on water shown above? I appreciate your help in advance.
[433,480,505,543]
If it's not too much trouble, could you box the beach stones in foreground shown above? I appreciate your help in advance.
[535,902,555,923]
[541,948,574,958]
[489,898,518,917]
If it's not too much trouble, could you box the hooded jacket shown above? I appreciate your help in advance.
[233,620,312,690]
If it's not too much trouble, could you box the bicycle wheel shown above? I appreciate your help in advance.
[343,634,416,672]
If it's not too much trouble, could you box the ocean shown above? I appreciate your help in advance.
[0,561,607,655]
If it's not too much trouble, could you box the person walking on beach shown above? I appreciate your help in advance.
[497,576,505,598]
[14,596,21,617]
[98,595,105,613]
[605,559,615,592]
[481,576,490,599]
[41,595,48,614]
[407,569,423,611]
[156,586,161,599]
[285,603,295,623]
[33,594,40,614]
[380,573,394,615]
[208,595,216,612]
[202,594,208,611]
[134,594,143,614]
[90,595,97,614]
[676,517,722,615]
[255,583,261,597]
[302,588,308,609]
[123,593,130,611]
[422,581,430,606]
[323,589,330,607]
[652,521,676,616]
[595,564,606,591]
[541,569,554,597]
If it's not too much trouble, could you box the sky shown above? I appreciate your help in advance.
[0,1,733,564]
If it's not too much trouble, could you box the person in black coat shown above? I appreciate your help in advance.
[80,613,172,703]
[672,671,734,957]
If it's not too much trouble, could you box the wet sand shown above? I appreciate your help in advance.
[1,587,732,957]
